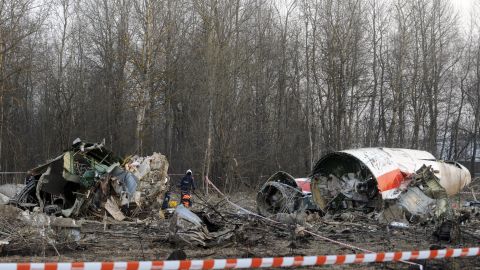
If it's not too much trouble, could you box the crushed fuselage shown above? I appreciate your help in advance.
[9,139,169,220]
[309,148,471,213]
[258,148,472,235]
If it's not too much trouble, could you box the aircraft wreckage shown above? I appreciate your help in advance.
[256,171,317,216]
[257,148,471,239]
[9,138,169,220]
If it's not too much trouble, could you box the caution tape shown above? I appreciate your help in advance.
[0,248,478,270]
[202,176,426,268]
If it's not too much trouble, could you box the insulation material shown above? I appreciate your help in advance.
[128,152,170,207]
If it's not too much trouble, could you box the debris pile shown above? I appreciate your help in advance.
[257,148,474,242]
[256,171,316,216]
[308,148,470,218]
[9,139,169,221]
[168,202,238,248]
[168,205,211,246]
[127,152,170,217]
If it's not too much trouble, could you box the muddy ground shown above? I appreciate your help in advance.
[0,191,479,270]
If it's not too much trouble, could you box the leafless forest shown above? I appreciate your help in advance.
[1,0,480,187]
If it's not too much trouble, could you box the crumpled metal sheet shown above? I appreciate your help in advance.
[174,204,203,226]
[111,166,138,198]
[398,187,435,216]
[256,171,316,216]
[379,164,457,237]
[413,165,453,220]
[168,205,211,246]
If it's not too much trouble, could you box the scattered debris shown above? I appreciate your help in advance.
[0,204,82,254]
[167,203,238,248]
[308,148,472,241]
[0,145,477,268]
[273,212,306,225]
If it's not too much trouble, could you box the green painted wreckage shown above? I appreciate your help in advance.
[9,139,169,220]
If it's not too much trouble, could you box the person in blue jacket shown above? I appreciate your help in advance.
[179,169,195,207]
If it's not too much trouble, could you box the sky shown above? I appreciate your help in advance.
[453,0,475,28]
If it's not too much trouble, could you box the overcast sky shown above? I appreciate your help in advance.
[453,0,475,28]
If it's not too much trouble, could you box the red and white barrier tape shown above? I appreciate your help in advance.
[203,177,424,268]
[0,248,478,270]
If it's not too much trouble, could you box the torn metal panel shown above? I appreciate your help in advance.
[256,171,316,216]
[169,205,211,246]
[397,186,435,217]
[411,165,454,221]
[35,156,72,195]
[420,160,471,196]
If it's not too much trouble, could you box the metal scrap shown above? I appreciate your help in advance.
[9,139,170,221]
[309,148,470,215]
[168,205,211,246]
[256,171,317,216]
[0,204,82,254]
[310,148,470,202]
[304,148,473,242]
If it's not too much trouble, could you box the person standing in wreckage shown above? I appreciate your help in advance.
[179,169,195,207]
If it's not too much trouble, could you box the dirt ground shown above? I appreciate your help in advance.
[0,191,479,270]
